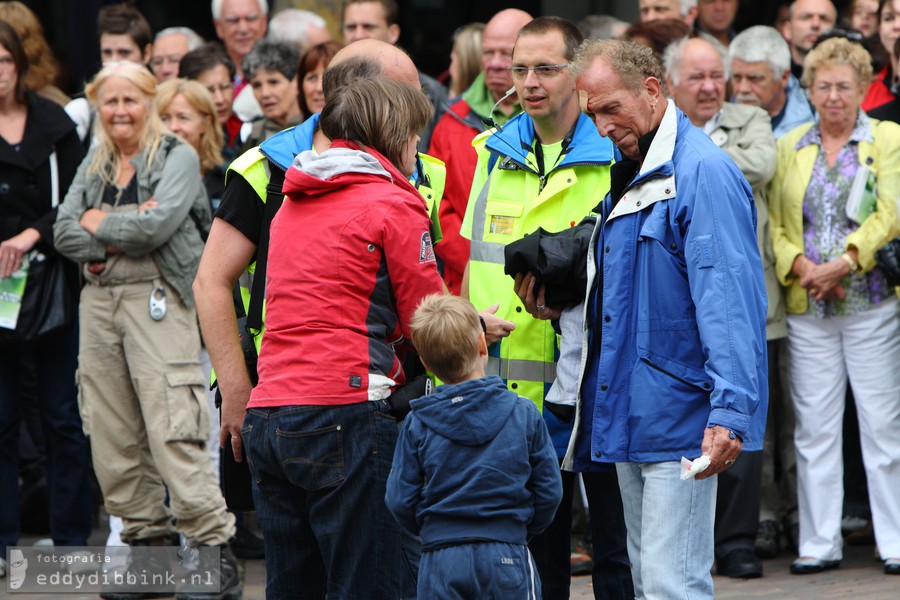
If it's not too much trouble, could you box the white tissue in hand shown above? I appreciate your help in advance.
[680,455,711,480]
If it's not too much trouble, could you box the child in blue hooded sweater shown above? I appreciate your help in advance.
[385,294,563,599]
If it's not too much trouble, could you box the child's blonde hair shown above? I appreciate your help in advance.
[410,294,482,384]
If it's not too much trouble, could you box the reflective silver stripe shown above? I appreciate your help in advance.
[487,356,557,383]
[471,240,505,264]
[470,159,507,265]
[470,170,492,243]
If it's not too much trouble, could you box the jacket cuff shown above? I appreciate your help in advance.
[706,408,750,439]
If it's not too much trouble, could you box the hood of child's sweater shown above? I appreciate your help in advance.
[409,376,519,446]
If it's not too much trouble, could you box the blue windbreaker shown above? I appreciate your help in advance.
[564,102,768,470]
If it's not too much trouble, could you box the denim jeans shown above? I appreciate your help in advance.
[419,542,540,599]
[616,461,716,600]
[0,321,93,553]
[243,400,418,599]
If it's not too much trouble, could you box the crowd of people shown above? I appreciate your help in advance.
[1,0,899,599]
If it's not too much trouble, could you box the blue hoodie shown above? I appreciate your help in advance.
[385,376,562,551]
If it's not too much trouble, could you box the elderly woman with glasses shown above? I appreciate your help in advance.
[768,36,900,576]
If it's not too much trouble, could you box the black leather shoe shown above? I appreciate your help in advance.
[755,520,780,559]
[717,548,763,578]
[790,557,840,574]
[885,558,900,575]
[229,526,265,560]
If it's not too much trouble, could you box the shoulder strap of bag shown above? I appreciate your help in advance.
[49,148,59,208]
[245,159,286,332]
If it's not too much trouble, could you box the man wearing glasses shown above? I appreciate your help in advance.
[212,0,268,88]
[461,16,632,600]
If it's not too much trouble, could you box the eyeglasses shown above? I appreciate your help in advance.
[508,64,568,80]
[479,315,487,334]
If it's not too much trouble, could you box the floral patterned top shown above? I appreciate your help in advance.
[795,111,890,318]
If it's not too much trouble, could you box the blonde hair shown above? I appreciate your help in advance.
[410,294,482,384]
[319,78,432,170]
[155,78,224,174]
[449,22,484,97]
[0,1,58,93]
[801,37,873,88]
[85,61,166,185]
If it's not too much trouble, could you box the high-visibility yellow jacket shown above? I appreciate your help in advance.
[462,112,614,409]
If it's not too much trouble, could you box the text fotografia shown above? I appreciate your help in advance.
[6,546,223,594]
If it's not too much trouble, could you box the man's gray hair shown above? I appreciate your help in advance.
[571,38,666,95]
[728,26,791,77]
[154,27,205,51]
[577,15,629,40]
[211,0,268,20]
[663,34,730,85]
[268,9,327,51]
[242,39,300,81]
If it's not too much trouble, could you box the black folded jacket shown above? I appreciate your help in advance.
[503,216,596,307]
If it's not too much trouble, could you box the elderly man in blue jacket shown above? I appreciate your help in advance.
[521,39,768,600]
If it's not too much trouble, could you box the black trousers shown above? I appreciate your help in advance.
[715,450,764,558]
[529,468,634,599]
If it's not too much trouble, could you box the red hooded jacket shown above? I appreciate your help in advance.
[248,141,445,407]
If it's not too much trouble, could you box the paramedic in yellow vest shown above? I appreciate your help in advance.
[460,17,632,599]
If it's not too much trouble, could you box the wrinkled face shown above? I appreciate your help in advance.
[578,58,660,161]
[481,20,519,99]
[731,58,787,115]
[639,0,682,22]
[100,33,148,65]
[851,0,880,37]
[197,64,234,123]
[809,63,865,129]
[214,0,267,61]
[511,31,575,124]
[786,0,837,55]
[302,60,327,114]
[250,68,298,125]
[342,1,399,44]
[160,93,209,153]
[0,43,18,102]
[151,33,190,82]
[667,40,726,126]
[697,0,738,34]
[98,76,149,151]
[880,0,900,61]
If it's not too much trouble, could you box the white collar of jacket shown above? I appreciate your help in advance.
[606,99,678,222]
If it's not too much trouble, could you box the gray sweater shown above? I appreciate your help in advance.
[53,135,210,306]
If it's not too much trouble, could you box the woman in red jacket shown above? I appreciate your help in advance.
[243,77,443,599]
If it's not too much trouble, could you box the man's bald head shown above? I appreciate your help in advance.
[482,8,533,100]
[329,38,419,88]
[485,8,533,35]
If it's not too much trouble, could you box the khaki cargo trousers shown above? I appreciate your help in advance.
[77,280,234,545]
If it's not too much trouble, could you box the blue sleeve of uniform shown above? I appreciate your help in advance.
[525,403,564,538]
[385,416,425,536]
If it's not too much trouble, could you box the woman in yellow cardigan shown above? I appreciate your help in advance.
[768,37,900,577]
